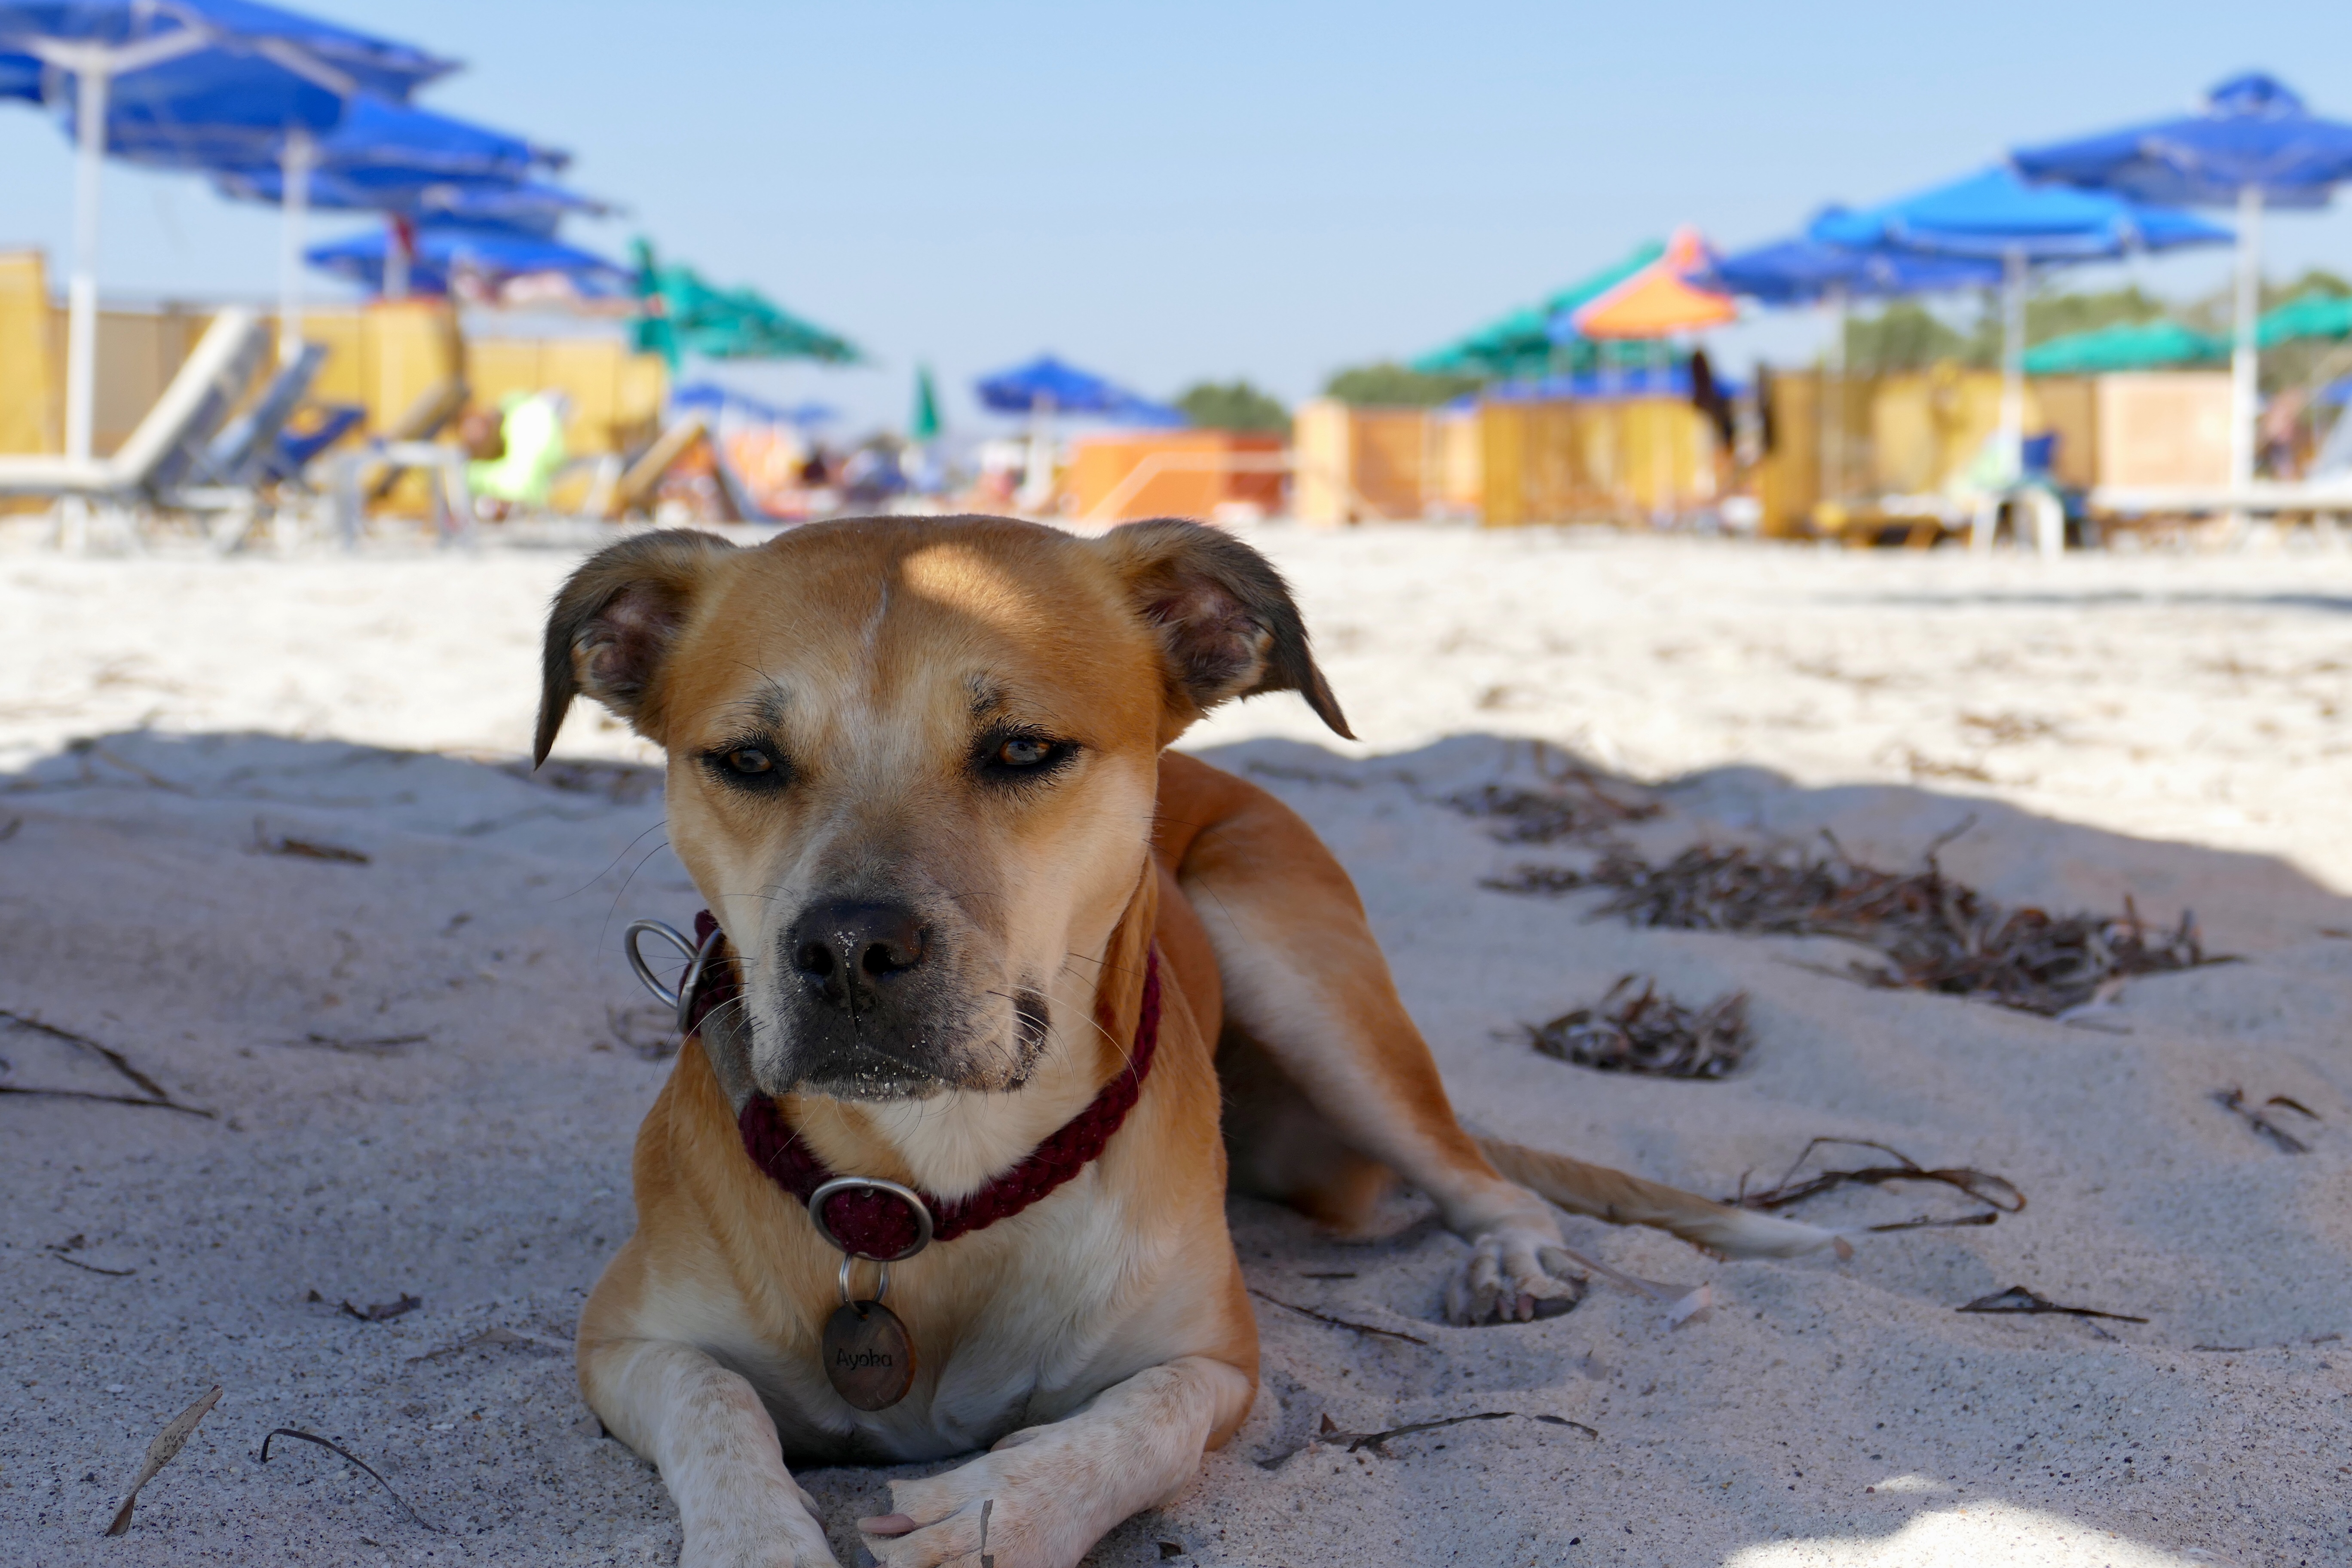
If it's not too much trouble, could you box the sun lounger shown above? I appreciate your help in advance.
[326,376,477,548]
[0,308,268,508]
[602,412,707,520]
[192,342,330,489]
[169,343,337,551]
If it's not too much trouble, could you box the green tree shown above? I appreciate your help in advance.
[1174,380,1291,433]
[1321,361,1485,407]
[2024,285,2168,344]
[1844,302,1970,373]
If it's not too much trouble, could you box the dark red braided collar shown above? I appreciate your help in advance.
[681,910,1162,1259]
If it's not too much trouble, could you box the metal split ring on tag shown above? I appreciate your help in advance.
[807,1176,932,1412]
[623,918,724,1034]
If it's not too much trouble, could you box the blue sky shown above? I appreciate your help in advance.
[5,1,2352,434]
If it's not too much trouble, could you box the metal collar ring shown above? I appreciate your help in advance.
[623,917,724,1035]
[808,1176,935,1264]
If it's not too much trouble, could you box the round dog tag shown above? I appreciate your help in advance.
[822,1298,917,1411]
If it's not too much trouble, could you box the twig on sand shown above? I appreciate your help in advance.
[1865,1212,1999,1234]
[2212,1087,2320,1155]
[70,738,192,795]
[309,1289,423,1323]
[285,1032,429,1054]
[251,818,370,864]
[0,1084,212,1115]
[0,1009,214,1118]
[103,1385,221,1536]
[1247,1289,1429,1346]
[1314,1409,1597,1456]
[1730,1138,2024,1229]
[51,1252,135,1277]
[1525,975,1750,1078]
[1485,828,2224,1017]
[259,1428,443,1534]
[1957,1285,2147,1324]
[407,1326,530,1364]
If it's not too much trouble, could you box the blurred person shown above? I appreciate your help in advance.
[470,391,573,518]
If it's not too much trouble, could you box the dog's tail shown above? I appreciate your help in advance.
[1478,1138,1843,1259]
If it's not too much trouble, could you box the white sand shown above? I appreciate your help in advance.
[2,525,2348,1567]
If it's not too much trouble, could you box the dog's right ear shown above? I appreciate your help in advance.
[534,528,736,766]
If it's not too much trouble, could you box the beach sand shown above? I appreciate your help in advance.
[2,524,2347,1566]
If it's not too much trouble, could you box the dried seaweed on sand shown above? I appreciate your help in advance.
[1246,1288,1430,1346]
[1957,1285,2147,1324]
[1525,975,1750,1078]
[259,1428,443,1533]
[2212,1087,2320,1154]
[1486,828,2220,1016]
[1311,1410,1596,1457]
[1730,1137,2025,1229]
[0,1008,215,1117]
[1449,777,1661,845]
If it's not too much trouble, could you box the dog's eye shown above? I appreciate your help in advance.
[976,731,1074,783]
[704,743,789,791]
[996,738,1053,768]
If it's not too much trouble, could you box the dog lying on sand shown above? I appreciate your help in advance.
[535,517,1831,1567]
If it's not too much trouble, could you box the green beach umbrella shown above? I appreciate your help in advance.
[631,239,863,370]
[2021,319,2228,375]
[910,363,941,442]
[2256,292,2352,349]
[1412,240,1666,378]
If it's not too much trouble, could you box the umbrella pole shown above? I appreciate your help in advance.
[385,215,410,303]
[1998,248,2027,481]
[279,129,312,361]
[1821,282,1847,509]
[62,57,110,470]
[2229,184,2263,499]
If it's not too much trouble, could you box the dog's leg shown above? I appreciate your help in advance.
[858,1355,1252,1568]
[1159,756,1835,1320]
[582,1336,839,1568]
[1156,753,1603,1322]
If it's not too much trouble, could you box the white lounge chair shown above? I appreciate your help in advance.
[0,309,270,520]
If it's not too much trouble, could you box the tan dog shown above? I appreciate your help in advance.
[535,518,1830,1568]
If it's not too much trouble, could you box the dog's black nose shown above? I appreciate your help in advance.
[789,900,929,1011]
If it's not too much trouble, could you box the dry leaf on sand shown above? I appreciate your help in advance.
[103,1384,221,1536]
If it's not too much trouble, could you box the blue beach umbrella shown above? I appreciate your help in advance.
[1709,230,2004,503]
[194,95,576,298]
[1811,167,2232,470]
[305,220,630,301]
[2014,73,2352,488]
[974,355,1181,511]
[0,0,449,465]
[1709,230,2003,306]
[974,354,1182,423]
[0,47,41,98]
[214,165,606,236]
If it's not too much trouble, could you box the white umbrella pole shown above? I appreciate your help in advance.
[2229,184,2264,492]
[1821,282,1847,506]
[1998,248,2027,478]
[62,60,110,467]
[278,128,312,361]
[384,216,410,302]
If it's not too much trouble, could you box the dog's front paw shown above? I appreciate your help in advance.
[681,1493,842,1568]
[1445,1225,1588,1324]
[857,1436,1112,1568]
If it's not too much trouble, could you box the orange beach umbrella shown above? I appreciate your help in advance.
[1569,226,1737,340]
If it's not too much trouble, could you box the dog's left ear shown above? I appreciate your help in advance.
[534,527,736,765]
[1095,518,1353,742]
